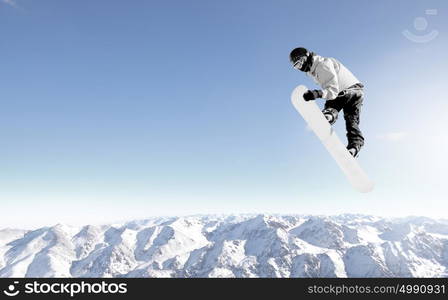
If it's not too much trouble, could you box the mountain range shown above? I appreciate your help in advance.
[1,214,448,278]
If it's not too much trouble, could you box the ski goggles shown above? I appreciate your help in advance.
[293,56,307,70]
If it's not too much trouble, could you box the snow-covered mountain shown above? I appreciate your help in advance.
[1,214,448,278]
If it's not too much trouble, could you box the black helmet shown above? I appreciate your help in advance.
[289,47,308,64]
[289,47,313,72]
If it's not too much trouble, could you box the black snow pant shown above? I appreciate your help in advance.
[322,85,365,150]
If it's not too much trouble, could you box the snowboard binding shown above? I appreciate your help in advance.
[322,108,338,125]
[347,144,361,158]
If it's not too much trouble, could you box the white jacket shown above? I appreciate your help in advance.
[307,54,361,100]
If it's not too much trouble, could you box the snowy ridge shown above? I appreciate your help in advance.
[1,214,448,278]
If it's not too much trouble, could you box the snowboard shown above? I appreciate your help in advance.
[291,85,374,193]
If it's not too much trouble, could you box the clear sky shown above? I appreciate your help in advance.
[1,0,447,228]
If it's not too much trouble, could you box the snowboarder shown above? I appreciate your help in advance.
[289,47,365,157]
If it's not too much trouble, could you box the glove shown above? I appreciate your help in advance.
[303,89,323,101]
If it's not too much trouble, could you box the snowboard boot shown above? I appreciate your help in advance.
[322,108,338,125]
[324,113,334,123]
[347,144,361,158]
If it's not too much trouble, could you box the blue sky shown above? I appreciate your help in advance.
[0,0,447,227]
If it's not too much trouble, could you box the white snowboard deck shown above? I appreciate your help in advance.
[291,85,374,193]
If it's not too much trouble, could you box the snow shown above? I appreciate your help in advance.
[357,225,385,244]
[1,214,447,278]
[0,228,27,270]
